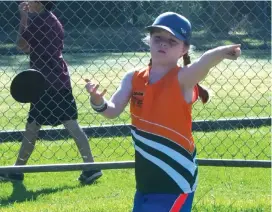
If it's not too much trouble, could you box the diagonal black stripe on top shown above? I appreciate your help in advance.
[134,151,185,194]
[133,135,197,188]
[132,128,194,162]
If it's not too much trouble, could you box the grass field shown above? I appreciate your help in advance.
[0,126,271,211]
[0,50,270,130]
[0,167,270,212]
[0,50,271,211]
[0,126,270,163]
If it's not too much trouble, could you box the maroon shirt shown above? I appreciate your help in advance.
[22,11,71,90]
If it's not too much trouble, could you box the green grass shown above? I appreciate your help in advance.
[0,17,271,212]
[0,127,270,211]
[0,50,271,130]
[0,167,270,212]
[0,50,270,211]
[0,127,270,164]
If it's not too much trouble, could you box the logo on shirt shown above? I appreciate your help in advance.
[131,91,144,107]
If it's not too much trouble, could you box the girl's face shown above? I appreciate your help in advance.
[150,29,188,66]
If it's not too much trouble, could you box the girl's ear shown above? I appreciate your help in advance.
[183,45,189,55]
[180,44,189,58]
[180,50,188,58]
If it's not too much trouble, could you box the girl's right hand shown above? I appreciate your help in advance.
[85,79,107,106]
[18,2,29,17]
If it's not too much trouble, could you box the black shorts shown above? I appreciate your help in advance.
[27,88,78,126]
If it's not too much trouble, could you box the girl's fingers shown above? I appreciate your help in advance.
[224,44,241,60]
[85,81,106,97]
[99,89,107,97]
[85,82,95,93]
[227,44,241,53]
[225,55,237,60]
[91,84,100,93]
[85,79,97,87]
[225,52,239,60]
[231,44,241,48]
[85,79,96,91]
[85,79,95,84]
[226,44,241,49]
[222,44,240,52]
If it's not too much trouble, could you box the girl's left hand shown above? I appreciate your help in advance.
[221,44,242,60]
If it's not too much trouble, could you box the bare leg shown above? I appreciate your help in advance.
[62,120,94,163]
[15,121,41,165]
[63,120,102,184]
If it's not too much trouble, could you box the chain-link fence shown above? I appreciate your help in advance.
[0,1,271,210]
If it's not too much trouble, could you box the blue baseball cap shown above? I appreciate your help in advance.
[145,12,192,43]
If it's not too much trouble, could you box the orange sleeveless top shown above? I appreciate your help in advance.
[130,66,199,194]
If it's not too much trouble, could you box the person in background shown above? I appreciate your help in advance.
[0,1,102,185]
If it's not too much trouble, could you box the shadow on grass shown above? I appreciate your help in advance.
[0,180,85,207]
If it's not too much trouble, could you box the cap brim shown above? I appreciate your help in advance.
[145,25,187,41]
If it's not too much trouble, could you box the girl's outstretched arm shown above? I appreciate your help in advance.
[85,71,134,119]
[179,44,241,88]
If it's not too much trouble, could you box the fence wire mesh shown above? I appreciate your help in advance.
[0,1,271,162]
[0,1,271,211]
[1,1,270,163]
